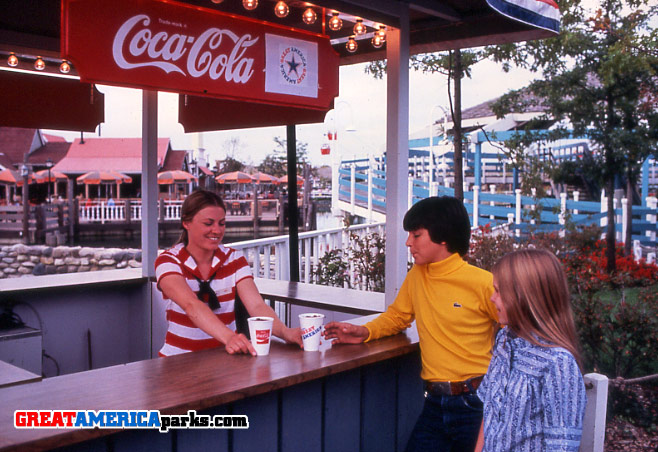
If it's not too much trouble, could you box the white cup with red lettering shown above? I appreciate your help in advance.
[247,317,274,356]
[299,313,325,352]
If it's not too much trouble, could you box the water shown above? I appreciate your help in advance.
[72,232,278,249]
[73,213,344,249]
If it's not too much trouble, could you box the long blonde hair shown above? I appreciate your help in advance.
[493,249,582,368]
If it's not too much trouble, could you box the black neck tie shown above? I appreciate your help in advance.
[196,275,219,311]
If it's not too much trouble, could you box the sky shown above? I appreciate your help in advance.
[45,55,538,169]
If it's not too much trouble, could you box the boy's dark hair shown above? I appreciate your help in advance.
[403,196,471,256]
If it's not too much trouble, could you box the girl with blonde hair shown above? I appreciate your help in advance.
[475,248,587,452]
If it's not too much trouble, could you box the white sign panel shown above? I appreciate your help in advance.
[265,34,318,98]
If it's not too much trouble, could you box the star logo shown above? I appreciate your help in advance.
[278,46,308,86]
[286,54,301,77]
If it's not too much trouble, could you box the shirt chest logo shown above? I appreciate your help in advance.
[452,302,462,308]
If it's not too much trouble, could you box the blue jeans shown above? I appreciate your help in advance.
[405,392,483,452]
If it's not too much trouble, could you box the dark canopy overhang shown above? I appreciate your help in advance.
[0,0,557,132]
[0,69,104,132]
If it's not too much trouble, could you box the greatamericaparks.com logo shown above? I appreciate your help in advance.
[15,410,248,433]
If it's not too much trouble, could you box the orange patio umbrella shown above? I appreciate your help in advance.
[279,174,304,186]
[215,171,254,184]
[34,169,68,183]
[251,172,279,184]
[157,170,197,185]
[0,169,35,186]
[76,170,132,185]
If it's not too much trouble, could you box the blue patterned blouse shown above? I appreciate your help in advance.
[478,328,587,452]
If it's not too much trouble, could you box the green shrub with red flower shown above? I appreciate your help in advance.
[468,223,658,431]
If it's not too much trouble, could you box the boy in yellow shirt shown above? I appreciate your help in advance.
[324,196,498,452]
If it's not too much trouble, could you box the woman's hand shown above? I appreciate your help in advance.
[281,327,303,348]
[322,322,369,344]
[224,332,257,356]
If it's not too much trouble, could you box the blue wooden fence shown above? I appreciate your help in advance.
[337,159,658,248]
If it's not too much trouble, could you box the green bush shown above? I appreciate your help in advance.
[311,249,349,288]
[311,230,385,292]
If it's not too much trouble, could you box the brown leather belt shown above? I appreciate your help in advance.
[424,376,484,396]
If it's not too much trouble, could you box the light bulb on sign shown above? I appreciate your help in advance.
[274,1,289,18]
[7,53,18,67]
[328,12,342,31]
[211,0,224,3]
[59,60,71,73]
[302,8,317,24]
[377,25,387,41]
[34,57,45,71]
[371,35,384,49]
[346,36,358,53]
[353,19,367,36]
[242,0,258,11]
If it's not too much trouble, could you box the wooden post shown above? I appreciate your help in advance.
[253,183,259,239]
[303,164,311,231]
[581,373,608,452]
[22,172,29,244]
[67,179,75,242]
[35,205,45,243]
[278,190,284,234]
[125,199,132,224]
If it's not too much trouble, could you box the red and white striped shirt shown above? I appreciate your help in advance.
[155,243,252,357]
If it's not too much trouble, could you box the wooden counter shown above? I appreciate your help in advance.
[0,315,422,452]
[254,277,386,315]
[0,360,41,389]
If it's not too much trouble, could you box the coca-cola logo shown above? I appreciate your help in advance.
[112,14,259,83]
[255,329,270,345]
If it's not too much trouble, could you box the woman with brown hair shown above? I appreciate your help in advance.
[475,248,587,452]
[155,190,302,357]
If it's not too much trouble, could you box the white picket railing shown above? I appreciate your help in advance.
[80,200,185,223]
[229,222,385,285]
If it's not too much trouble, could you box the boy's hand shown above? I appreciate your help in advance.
[282,327,303,348]
[322,322,369,344]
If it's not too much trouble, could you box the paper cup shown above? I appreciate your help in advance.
[247,316,274,356]
[299,313,325,352]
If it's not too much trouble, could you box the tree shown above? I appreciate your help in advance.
[488,0,658,272]
[367,50,485,201]
[257,136,309,177]
[216,156,245,174]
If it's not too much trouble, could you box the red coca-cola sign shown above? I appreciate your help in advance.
[61,0,338,109]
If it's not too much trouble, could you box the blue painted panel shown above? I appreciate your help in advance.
[113,428,174,452]
[362,361,397,452]
[233,391,279,452]
[565,200,601,211]
[281,379,323,452]
[373,187,387,197]
[52,436,110,452]
[436,186,455,196]
[324,369,362,452]
[412,186,429,198]
[396,352,424,451]
[176,406,230,452]
[478,205,514,217]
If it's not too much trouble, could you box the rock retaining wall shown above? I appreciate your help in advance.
[0,244,142,279]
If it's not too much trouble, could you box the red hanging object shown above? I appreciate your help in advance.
[327,131,334,140]
[321,144,331,155]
